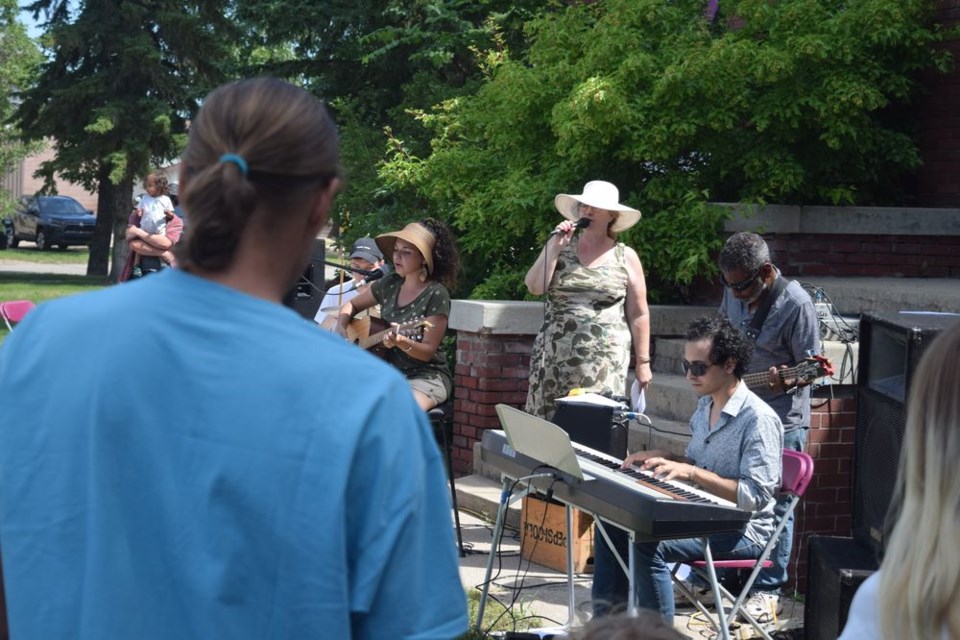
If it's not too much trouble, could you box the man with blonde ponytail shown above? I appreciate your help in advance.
[839,319,960,640]
[0,78,467,640]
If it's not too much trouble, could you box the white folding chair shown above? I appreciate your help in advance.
[673,449,815,639]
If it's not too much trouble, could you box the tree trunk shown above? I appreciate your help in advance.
[86,169,133,280]
[109,176,133,282]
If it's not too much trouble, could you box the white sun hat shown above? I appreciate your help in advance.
[554,180,642,233]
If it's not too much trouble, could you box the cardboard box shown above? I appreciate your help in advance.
[520,495,594,573]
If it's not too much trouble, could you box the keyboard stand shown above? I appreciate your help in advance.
[475,473,588,634]
[699,537,732,640]
[592,517,733,640]
[592,517,639,616]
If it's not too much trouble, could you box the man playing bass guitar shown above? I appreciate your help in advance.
[715,231,822,621]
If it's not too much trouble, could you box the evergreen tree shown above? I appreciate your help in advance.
[237,0,543,266]
[15,0,238,277]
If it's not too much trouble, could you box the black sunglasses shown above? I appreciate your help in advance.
[681,360,715,377]
[720,267,762,292]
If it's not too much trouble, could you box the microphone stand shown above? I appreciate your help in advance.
[321,260,375,276]
[294,261,371,297]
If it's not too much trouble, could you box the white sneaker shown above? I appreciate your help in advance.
[743,591,780,623]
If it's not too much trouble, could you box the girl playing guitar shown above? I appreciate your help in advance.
[335,218,460,411]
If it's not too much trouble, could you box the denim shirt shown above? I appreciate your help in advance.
[685,381,783,545]
[719,272,820,432]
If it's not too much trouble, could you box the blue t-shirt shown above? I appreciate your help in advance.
[0,270,467,639]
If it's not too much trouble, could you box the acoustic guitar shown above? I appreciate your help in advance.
[324,315,431,358]
[354,316,433,355]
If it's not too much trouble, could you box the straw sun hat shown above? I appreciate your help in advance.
[554,180,641,233]
[375,222,437,274]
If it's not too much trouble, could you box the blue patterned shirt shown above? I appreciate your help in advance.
[685,381,783,545]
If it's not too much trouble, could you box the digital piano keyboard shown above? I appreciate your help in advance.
[480,429,751,541]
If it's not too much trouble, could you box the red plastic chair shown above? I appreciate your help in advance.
[1,300,36,331]
[673,449,815,639]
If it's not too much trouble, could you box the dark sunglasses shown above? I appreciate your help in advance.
[720,267,761,292]
[681,360,715,377]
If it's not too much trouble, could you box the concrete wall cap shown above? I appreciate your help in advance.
[718,203,960,236]
[449,300,544,335]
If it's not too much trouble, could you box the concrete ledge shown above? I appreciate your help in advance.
[629,415,691,457]
[807,277,960,314]
[455,474,522,530]
[448,300,713,339]
[449,300,542,335]
[650,305,713,337]
[645,373,700,423]
[720,203,960,236]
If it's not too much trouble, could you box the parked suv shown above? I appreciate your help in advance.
[3,195,97,250]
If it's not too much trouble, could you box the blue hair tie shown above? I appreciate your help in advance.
[219,153,249,177]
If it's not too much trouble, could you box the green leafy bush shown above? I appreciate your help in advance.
[377,0,951,300]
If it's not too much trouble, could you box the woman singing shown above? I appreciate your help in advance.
[524,180,652,420]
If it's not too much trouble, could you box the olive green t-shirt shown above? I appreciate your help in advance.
[370,273,452,395]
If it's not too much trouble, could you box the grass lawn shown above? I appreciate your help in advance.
[0,245,91,264]
[457,588,542,639]
[0,272,108,343]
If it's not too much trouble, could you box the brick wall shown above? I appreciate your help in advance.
[791,391,857,592]
[912,1,960,207]
[452,332,532,474]
[766,234,960,278]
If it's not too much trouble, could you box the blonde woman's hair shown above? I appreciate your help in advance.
[176,77,340,271]
[878,321,960,639]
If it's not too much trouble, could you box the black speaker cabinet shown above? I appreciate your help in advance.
[283,238,327,320]
[550,402,627,459]
[804,535,878,640]
[854,311,959,557]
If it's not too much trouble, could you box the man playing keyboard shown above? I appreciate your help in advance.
[591,315,782,625]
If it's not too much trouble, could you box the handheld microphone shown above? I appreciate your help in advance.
[549,217,591,237]
[347,263,394,291]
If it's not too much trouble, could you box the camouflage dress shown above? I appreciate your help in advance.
[525,237,632,419]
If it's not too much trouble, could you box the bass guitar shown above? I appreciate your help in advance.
[742,355,834,391]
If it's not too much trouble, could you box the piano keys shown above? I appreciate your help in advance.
[480,429,750,541]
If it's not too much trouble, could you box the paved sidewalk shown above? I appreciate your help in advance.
[0,259,89,275]
[455,482,804,639]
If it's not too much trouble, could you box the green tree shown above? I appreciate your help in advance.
[378,0,952,301]
[236,0,543,264]
[15,0,238,277]
[0,0,42,218]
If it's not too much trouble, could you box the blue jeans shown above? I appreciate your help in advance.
[753,427,807,592]
[592,527,630,617]
[592,527,763,624]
